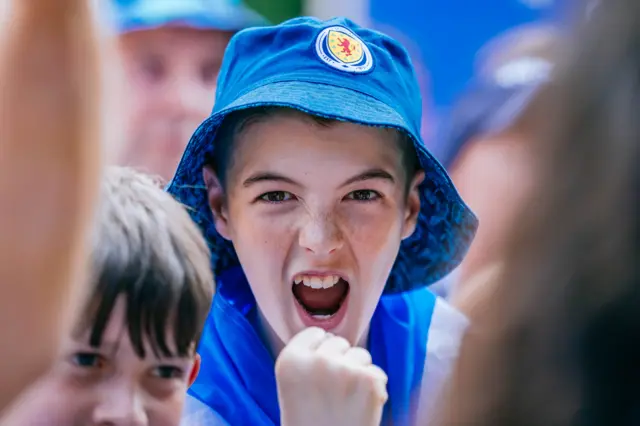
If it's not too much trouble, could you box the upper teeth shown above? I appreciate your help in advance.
[294,275,340,289]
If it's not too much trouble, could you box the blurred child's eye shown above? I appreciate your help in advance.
[152,365,185,380]
[345,190,381,202]
[257,191,295,203]
[72,352,104,369]
[139,54,166,83]
[200,59,220,86]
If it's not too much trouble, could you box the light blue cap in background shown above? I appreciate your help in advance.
[109,0,268,33]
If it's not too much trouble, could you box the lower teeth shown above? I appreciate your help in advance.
[312,314,333,319]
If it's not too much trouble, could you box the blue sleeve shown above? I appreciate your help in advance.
[181,393,230,426]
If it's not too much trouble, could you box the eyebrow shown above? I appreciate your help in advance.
[243,172,300,187]
[339,168,396,187]
[242,168,396,188]
[70,335,121,355]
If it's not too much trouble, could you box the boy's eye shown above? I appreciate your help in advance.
[258,191,295,203]
[345,190,381,202]
[152,366,184,380]
[72,352,104,369]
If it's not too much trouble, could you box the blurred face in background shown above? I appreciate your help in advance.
[448,129,536,289]
[116,27,232,181]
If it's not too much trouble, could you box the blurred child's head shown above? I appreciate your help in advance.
[109,0,266,181]
[4,167,214,426]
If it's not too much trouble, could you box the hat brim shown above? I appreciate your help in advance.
[168,80,478,293]
[115,3,267,33]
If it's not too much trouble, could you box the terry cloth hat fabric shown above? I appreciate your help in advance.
[435,24,558,169]
[167,16,478,294]
[109,0,267,33]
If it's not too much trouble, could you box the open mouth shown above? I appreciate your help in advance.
[292,274,350,321]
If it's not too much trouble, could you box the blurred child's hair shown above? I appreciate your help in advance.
[78,167,213,358]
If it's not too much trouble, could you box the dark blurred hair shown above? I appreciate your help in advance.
[78,167,214,358]
[442,1,640,425]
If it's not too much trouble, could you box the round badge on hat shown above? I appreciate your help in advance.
[315,26,374,73]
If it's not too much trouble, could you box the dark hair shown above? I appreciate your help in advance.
[443,1,640,425]
[207,106,421,192]
[79,167,214,358]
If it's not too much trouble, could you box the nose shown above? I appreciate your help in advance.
[298,213,344,255]
[92,384,148,426]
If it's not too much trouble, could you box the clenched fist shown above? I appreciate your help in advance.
[276,327,388,426]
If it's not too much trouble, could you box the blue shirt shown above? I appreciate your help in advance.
[181,268,468,425]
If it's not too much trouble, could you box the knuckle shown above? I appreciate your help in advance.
[355,365,387,387]
[312,352,335,371]
[276,351,303,375]
[331,335,351,347]
[347,347,372,363]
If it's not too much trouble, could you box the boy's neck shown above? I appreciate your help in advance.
[255,307,286,358]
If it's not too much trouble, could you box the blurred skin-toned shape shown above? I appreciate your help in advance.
[116,27,232,182]
[0,0,101,411]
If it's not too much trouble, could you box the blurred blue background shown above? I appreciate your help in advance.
[245,0,561,113]
[370,0,558,110]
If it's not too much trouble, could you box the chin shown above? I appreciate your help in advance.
[335,320,367,347]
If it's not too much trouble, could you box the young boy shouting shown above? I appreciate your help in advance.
[2,167,214,426]
[169,17,478,426]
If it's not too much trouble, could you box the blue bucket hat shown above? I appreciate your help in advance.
[167,16,478,294]
[109,0,267,33]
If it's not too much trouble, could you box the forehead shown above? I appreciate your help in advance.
[72,297,127,349]
[118,27,231,55]
[73,296,186,358]
[229,113,405,179]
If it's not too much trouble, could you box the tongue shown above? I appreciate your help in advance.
[293,279,348,312]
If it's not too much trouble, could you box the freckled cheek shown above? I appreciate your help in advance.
[341,207,404,252]
[231,210,295,260]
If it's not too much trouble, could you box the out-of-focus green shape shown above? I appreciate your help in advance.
[244,0,302,24]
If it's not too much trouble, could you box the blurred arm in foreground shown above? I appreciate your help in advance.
[0,0,101,410]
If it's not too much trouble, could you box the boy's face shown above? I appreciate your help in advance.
[204,112,423,350]
[3,298,200,426]
[116,27,231,181]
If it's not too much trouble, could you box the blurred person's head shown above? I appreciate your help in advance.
[3,167,214,426]
[435,24,560,294]
[110,0,266,182]
[441,1,640,425]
